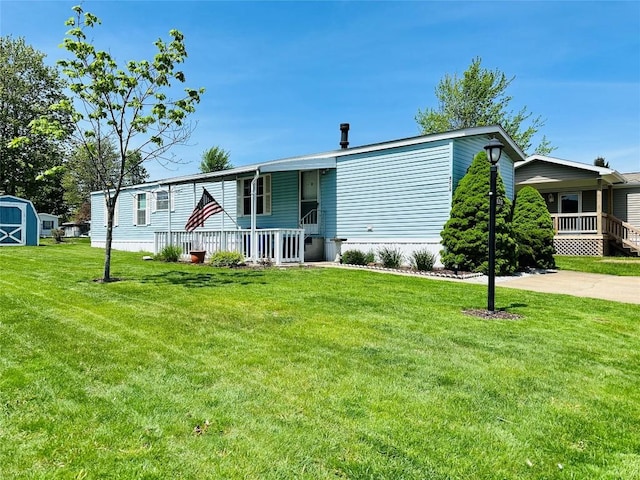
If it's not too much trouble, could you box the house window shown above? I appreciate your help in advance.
[559,193,580,213]
[42,220,54,230]
[135,193,148,226]
[239,175,271,216]
[156,190,169,211]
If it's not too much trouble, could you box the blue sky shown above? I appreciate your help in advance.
[2,0,639,180]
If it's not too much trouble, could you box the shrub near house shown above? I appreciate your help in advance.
[440,151,517,275]
[512,186,556,269]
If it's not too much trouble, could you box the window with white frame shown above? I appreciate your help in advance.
[238,175,271,216]
[134,193,149,226]
[155,190,169,211]
[42,220,54,230]
[103,197,119,227]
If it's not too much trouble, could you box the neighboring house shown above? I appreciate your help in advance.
[38,213,59,238]
[0,195,40,246]
[515,155,640,256]
[90,125,525,264]
[61,221,90,238]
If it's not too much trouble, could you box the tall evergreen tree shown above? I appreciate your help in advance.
[440,151,517,275]
[199,146,232,173]
[512,186,556,269]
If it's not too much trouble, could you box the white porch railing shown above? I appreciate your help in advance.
[154,228,305,264]
[551,213,598,234]
[300,208,319,235]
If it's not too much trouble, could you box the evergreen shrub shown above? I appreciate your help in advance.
[440,151,517,275]
[512,186,556,269]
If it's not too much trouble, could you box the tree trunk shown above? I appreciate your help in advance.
[103,197,115,281]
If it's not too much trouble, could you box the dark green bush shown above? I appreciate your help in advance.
[440,151,517,275]
[364,251,376,264]
[210,250,245,267]
[512,186,556,269]
[158,244,182,262]
[378,246,404,268]
[411,249,436,271]
[341,249,367,265]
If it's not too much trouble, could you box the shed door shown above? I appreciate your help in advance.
[0,203,26,246]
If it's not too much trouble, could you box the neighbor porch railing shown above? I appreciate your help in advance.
[551,213,598,234]
[154,228,305,264]
[603,214,640,254]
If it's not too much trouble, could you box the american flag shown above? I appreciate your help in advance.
[185,188,223,232]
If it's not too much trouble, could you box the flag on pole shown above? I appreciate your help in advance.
[185,188,223,232]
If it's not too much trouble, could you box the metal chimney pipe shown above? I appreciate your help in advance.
[339,123,350,149]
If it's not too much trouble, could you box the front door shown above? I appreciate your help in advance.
[300,170,319,234]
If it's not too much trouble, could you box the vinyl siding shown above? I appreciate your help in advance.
[613,186,640,225]
[452,136,515,199]
[320,169,337,238]
[236,171,299,229]
[335,142,452,238]
[516,163,599,185]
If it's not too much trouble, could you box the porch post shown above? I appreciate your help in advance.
[221,180,226,251]
[596,178,603,234]
[251,170,259,263]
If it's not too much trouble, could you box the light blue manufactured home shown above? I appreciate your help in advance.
[0,195,40,246]
[90,125,525,264]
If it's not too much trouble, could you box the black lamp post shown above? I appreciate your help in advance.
[484,137,504,312]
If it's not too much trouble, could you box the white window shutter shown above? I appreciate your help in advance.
[104,197,108,227]
[237,180,243,216]
[170,190,175,212]
[145,193,151,225]
[264,174,272,214]
[114,198,119,227]
[151,191,157,213]
[133,194,138,226]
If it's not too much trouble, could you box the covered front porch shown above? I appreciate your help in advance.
[515,155,639,256]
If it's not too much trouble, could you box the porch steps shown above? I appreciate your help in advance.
[606,214,640,257]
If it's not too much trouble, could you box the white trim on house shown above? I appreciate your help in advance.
[517,155,627,184]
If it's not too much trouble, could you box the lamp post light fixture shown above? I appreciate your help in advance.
[484,137,504,312]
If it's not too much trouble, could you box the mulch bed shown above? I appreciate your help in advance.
[463,309,523,320]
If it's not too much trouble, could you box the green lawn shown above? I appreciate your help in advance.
[556,255,640,276]
[1,243,638,479]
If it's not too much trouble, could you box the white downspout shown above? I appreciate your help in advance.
[167,184,172,246]
[251,169,259,263]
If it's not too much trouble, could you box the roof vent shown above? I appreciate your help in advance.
[339,123,350,149]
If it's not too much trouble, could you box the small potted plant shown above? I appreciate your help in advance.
[189,235,206,264]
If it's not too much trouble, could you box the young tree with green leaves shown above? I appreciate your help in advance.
[31,6,204,281]
[1,36,70,209]
[416,57,555,156]
[199,146,232,173]
[512,186,556,270]
[440,151,517,275]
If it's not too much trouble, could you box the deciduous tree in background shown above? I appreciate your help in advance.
[416,57,555,156]
[1,36,70,212]
[32,6,204,281]
[199,145,232,173]
[440,151,517,275]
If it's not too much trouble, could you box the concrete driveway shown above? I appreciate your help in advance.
[496,270,640,304]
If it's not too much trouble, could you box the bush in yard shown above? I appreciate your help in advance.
[411,249,436,271]
[512,186,556,270]
[440,151,517,275]
[341,249,368,265]
[158,244,182,262]
[378,246,404,268]
[210,251,245,267]
[51,228,65,243]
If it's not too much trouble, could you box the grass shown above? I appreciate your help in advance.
[556,255,640,276]
[0,242,639,479]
